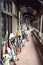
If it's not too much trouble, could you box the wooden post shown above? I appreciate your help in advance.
[0,13,2,59]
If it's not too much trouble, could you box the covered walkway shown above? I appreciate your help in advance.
[17,31,42,65]
[0,0,43,65]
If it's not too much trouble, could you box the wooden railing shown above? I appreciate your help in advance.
[32,29,43,65]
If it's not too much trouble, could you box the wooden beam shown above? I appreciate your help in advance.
[32,7,43,21]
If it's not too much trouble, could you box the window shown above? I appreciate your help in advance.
[5,15,8,36]
[2,14,12,39]
[6,2,8,11]
[2,14,6,38]
[3,0,6,10]
[3,0,8,11]
[8,16,12,36]
[3,0,12,12]
[8,1,12,13]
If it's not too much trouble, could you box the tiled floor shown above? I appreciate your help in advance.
[17,31,41,65]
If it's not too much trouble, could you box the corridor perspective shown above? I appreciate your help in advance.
[17,30,42,65]
[0,0,43,65]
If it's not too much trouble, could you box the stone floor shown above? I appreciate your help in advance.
[17,31,41,65]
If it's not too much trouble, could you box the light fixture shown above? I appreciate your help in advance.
[38,0,43,5]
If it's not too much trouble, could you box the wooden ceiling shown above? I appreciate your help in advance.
[13,0,43,20]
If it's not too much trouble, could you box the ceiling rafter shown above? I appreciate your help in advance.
[13,0,42,20]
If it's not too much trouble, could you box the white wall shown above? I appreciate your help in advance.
[12,17,18,36]
[12,2,18,36]
[12,2,18,16]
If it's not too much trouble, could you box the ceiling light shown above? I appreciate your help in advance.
[38,0,43,5]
